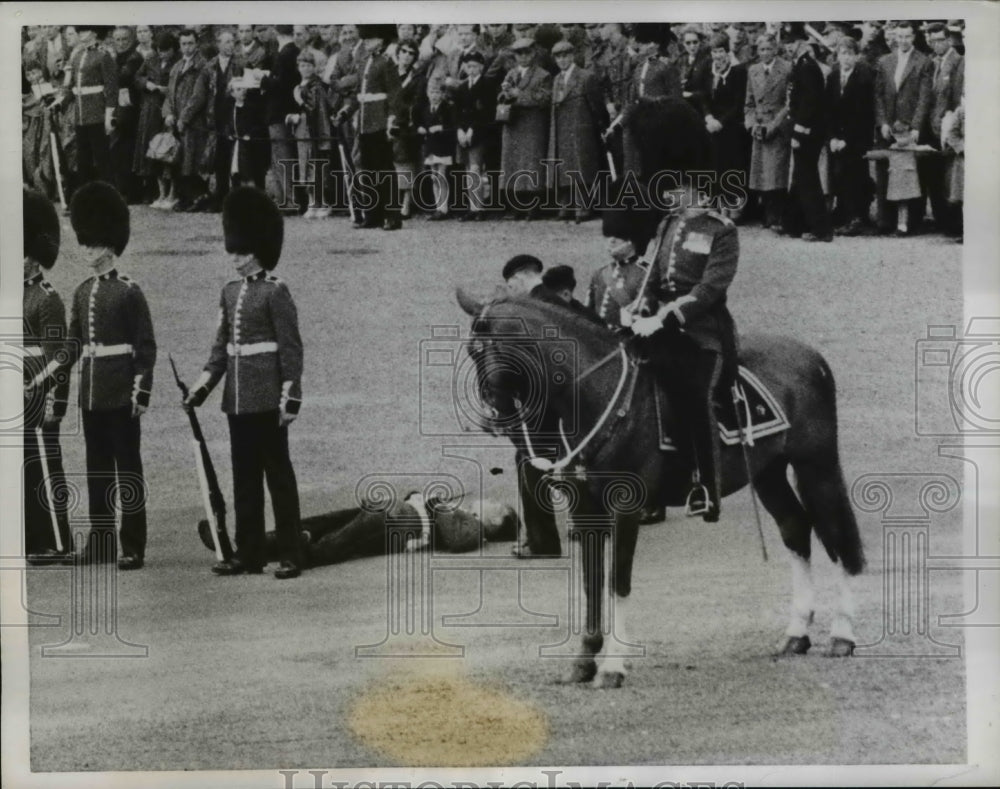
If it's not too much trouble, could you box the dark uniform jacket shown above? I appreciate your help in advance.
[342,52,403,135]
[23,274,70,427]
[585,258,648,330]
[62,43,118,126]
[627,57,682,104]
[644,209,738,353]
[826,61,875,154]
[68,269,156,412]
[202,271,303,415]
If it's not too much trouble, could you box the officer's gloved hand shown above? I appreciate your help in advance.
[183,373,212,411]
[631,315,662,337]
[279,409,297,427]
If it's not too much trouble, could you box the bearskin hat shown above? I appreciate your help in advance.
[357,24,397,43]
[69,181,130,255]
[23,188,61,269]
[623,96,714,181]
[601,178,662,258]
[222,186,283,270]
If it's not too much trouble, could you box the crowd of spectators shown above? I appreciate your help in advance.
[22,20,965,239]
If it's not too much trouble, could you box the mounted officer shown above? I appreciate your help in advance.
[619,97,739,522]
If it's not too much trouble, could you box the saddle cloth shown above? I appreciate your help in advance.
[654,365,790,451]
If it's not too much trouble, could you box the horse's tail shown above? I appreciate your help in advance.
[799,351,867,575]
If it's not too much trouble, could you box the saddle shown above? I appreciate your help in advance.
[653,365,790,451]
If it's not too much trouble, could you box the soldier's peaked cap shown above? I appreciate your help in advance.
[23,188,61,269]
[357,24,396,42]
[223,186,283,270]
[70,181,130,256]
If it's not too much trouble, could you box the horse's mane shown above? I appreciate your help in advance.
[476,297,620,353]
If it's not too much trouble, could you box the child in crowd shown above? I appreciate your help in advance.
[415,79,455,220]
[287,50,333,218]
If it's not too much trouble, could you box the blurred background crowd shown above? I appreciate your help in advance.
[22,19,965,240]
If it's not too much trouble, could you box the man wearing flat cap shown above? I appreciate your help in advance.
[185,187,305,579]
[56,24,118,187]
[22,189,74,564]
[66,181,156,570]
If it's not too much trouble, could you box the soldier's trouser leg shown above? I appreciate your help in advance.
[259,415,303,567]
[516,449,561,555]
[214,135,235,204]
[228,413,268,567]
[82,409,123,557]
[792,140,831,237]
[108,408,147,560]
[23,428,49,555]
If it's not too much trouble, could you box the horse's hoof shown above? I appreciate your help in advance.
[775,635,811,656]
[559,659,597,684]
[592,670,625,689]
[828,637,855,657]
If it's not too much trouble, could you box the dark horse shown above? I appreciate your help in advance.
[457,292,865,688]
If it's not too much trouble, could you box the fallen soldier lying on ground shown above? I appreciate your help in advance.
[198,492,519,567]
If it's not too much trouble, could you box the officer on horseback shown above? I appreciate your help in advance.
[620,98,739,522]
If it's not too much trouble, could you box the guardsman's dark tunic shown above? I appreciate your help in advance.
[585,257,648,330]
[198,270,304,569]
[68,267,156,560]
[62,42,118,183]
[23,274,73,555]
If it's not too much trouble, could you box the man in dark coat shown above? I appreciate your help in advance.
[622,24,681,180]
[205,29,246,211]
[260,25,300,213]
[185,187,305,579]
[164,29,211,211]
[547,40,608,221]
[873,20,933,232]
[921,22,964,236]
[109,27,144,203]
[22,189,74,564]
[56,24,117,188]
[66,182,156,570]
[780,36,832,241]
[827,37,875,235]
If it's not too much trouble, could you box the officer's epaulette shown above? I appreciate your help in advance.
[705,211,735,227]
[118,274,137,288]
[40,280,57,296]
[264,274,284,285]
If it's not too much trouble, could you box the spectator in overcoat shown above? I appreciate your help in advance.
[205,29,245,211]
[743,33,790,227]
[133,30,179,204]
[164,29,211,211]
[547,40,608,222]
[922,22,964,236]
[873,20,933,233]
[223,78,270,189]
[391,40,425,219]
[497,38,552,220]
[110,26,144,203]
[699,32,748,220]
[826,36,875,235]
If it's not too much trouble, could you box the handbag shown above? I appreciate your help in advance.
[146,130,181,166]
[495,103,512,124]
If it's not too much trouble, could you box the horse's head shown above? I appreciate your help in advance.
[456,288,617,437]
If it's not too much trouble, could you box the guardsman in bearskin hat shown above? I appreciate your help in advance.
[68,181,156,568]
[593,189,656,331]
[184,187,305,579]
[620,97,739,522]
[22,189,74,564]
[335,24,403,230]
[55,24,118,186]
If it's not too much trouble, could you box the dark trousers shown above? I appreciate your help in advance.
[662,341,723,508]
[23,423,72,554]
[758,189,785,227]
[213,135,235,203]
[269,122,298,209]
[515,450,561,555]
[356,131,398,224]
[831,150,873,225]
[918,151,960,234]
[783,138,831,237]
[110,125,137,201]
[227,411,302,568]
[82,407,147,559]
[75,123,112,185]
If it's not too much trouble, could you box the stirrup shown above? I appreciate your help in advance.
[685,484,710,517]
